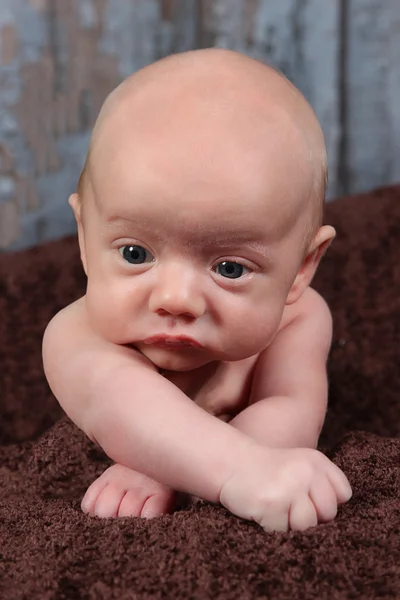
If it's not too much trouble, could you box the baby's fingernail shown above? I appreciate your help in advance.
[142,508,157,519]
[341,484,353,503]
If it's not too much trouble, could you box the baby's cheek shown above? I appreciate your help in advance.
[240,310,282,353]
[85,280,127,342]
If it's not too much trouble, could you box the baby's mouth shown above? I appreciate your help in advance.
[142,335,203,349]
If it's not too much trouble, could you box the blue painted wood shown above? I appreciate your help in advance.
[0,0,399,250]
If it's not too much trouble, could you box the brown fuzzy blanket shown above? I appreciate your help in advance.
[1,186,399,599]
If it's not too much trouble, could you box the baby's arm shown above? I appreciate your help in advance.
[229,287,332,449]
[43,297,350,531]
[42,300,257,503]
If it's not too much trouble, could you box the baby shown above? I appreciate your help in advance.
[42,48,352,532]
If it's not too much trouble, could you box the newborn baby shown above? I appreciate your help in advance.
[43,48,352,532]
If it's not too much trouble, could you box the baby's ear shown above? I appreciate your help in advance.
[286,225,336,305]
[69,193,88,276]
[69,193,82,222]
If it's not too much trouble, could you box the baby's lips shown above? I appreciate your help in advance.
[143,334,203,348]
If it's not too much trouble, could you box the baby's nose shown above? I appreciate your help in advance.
[148,264,206,319]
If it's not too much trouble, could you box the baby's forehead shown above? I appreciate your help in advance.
[93,161,308,253]
[89,123,311,247]
[87,50,323,235]
[91,84,312,193]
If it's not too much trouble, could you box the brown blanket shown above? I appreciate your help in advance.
[1,186,399,599]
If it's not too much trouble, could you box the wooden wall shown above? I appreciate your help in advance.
[0,0,399,250]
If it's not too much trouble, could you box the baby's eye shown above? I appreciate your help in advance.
[119,245,154,264]
[214,261,249,279]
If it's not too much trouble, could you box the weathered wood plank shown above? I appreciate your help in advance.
[345,0,400,194]
[387,0,400,184]
[0,0,201,250]
[0,0,399,250]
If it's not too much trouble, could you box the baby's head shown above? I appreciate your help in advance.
[70,48,334,372]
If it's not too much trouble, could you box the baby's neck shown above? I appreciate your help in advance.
[159,361,221,397]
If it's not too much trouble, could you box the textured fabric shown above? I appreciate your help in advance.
[0,185,399,599]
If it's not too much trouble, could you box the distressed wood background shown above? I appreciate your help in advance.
[0,0,399,250]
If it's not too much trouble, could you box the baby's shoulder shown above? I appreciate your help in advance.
[278,286,332,333]
[44,297,93,345]
[43,297,152,371]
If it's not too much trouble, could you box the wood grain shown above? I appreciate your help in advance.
[0,0,399,250]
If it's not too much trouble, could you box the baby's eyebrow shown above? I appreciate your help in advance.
[105,216,265,242]
[192,234,267,250]
[186,234,273,262]
[104,215,136,226]
[104,215,271,257]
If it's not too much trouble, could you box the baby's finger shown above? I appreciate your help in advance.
[141,489,177,519]
[81,477,109,514]
[326,463,352,504]
[118,489,148,517]
[92,483,125,518]
[289,494,318,531]
[309,476,338,523]
[259,503,289,533]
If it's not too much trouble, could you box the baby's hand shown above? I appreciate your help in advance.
[219,446,352,532]
[81,464,184,519]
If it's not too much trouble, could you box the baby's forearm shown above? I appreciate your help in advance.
[84,364,257,503]
[229,395,326,449]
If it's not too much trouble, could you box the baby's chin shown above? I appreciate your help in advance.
[134,343,214,373]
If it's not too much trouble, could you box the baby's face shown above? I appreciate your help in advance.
[77,95,314,372]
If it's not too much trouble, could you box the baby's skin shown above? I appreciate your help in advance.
[42,49,352,532]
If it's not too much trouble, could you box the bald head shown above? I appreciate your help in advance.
[78,49,327,245]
